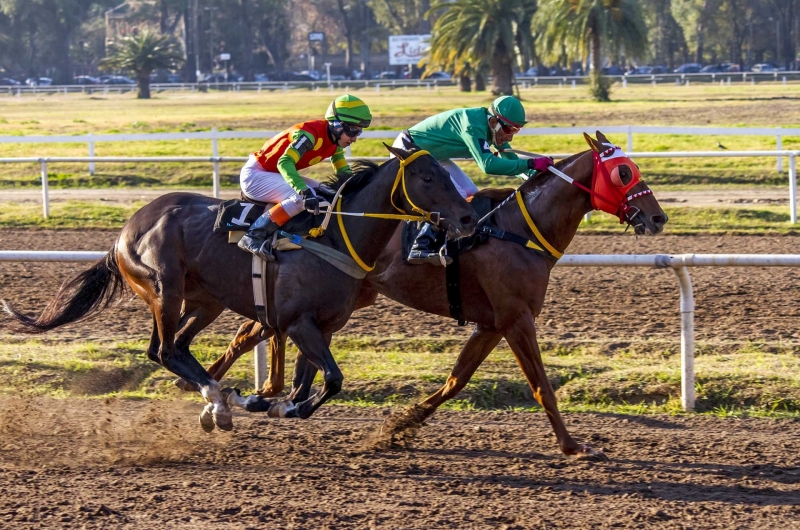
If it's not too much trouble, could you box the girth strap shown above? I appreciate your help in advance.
[277,230,368,279]
[478,225,559,260]
[445,254,466,326]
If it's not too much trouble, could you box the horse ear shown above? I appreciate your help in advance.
[401,135,417,151]
[384,142,408,160]
[583,132,601,152]
[595,130,610,144]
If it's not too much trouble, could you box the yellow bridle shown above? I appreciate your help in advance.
[331,149,440,272]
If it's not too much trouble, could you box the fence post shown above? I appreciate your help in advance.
[40,159,49,219]
[88,133,95,176]
[254,341,267,389]
[777,134,783,173]
[673,264,695,412]
[211,127,220,198]
[627,125,633,153]
[790,153,797,224]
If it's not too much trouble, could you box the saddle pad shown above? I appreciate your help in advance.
[214,199,265,233]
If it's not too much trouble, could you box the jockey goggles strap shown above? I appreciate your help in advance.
[390,149,434,222]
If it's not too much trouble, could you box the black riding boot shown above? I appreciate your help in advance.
[238,212,280,261]
[408,222,452,266]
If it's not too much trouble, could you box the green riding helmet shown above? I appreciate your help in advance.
[325,94,372,128]
[489,95,527,128]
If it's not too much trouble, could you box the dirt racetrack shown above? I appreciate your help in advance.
[1,229,800,528]
[1,398,799,529]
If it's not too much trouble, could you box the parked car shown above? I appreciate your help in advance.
[424,71,451,80]
[0,77,20,86]
[699,64,725,73]
[651,65,670,74]
[521,67,538,77]
[626,66,653,75]
[74,75,100,85]
[286,72,316,81]
[374,71,399,80]
[601,66,624,75]
[751,63,780,73]
[25,77,52,86]
[724,63,740,72]
[254,73,270,82]
[674,63,702,74]
[102,76,135,85]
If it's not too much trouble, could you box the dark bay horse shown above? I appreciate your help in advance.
[190,132,668,457]
[2,145,477,432]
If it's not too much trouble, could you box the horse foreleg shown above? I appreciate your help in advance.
[503,314,604,460]
[383,325,501,438]
[261,331,286,396]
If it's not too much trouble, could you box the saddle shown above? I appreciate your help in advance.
[213,194,322,250]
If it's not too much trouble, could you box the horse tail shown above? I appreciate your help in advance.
[2,247,127,333]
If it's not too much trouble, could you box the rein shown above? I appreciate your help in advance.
[309,149,440,272]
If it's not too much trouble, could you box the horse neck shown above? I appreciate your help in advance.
[333,160,405,266]
[497,151,593,255]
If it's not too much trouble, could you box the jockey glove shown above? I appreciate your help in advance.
[300,188,320,214]
[527,156,554,172]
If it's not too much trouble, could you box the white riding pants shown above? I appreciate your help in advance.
[392,133,479,199]
[239,155,321,218]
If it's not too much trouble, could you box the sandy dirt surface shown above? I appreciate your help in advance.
[0,398,798,529]
[1,229,799,348]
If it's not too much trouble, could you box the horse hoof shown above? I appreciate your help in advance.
[199,404,215,433]
[574,445,609,462]
[213,409,234,431]
[267,400,296,418]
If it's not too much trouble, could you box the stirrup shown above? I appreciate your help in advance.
[408,250,452,266]
[239,235,275,262]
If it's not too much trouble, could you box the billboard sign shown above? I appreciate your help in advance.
[308,32,325,42]
[389,35,431,66]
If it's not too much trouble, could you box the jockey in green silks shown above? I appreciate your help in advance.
[392,95,553,265]
[238,94,372,261]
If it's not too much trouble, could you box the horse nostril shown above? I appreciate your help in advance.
[461,214,476,227]
[651,214,667,225]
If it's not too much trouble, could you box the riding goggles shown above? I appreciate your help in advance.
[340,122,364,137]
[498,118,521,135]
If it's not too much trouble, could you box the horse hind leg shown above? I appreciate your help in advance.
[143,281,231,432]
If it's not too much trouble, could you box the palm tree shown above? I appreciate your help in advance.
[99,30,184,99]
[426,0,537,95]
[536,0,647,101]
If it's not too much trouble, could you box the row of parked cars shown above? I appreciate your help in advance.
[626,62,785,75]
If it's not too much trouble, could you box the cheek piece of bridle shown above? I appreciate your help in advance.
[564,144,653,228]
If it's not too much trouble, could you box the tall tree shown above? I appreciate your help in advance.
[99,29,184,98]
[427,0,537,95]
[536,0,647,102]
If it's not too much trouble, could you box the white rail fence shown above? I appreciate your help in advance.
[2,250,798,412]
[3,149,798,222]
[2,125,799,171]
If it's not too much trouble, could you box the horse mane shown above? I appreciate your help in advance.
[473,150,588,203]
[317,159,386,201]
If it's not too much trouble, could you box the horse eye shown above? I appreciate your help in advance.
[613,165,633,186]
[422,174,432,182]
